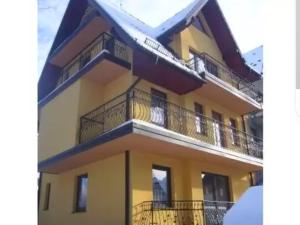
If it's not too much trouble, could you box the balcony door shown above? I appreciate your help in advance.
[151,89,167,128]
[202,172,231,225]
[212,111,226,148]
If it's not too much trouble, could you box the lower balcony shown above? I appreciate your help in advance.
[79,88,263,159]
[132,200,234,225]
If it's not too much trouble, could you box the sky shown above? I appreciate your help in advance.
[38,0,263,76]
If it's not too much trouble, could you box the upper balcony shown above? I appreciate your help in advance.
[186,53,263,114]
[79,88,263,159]
[54,32,131,88]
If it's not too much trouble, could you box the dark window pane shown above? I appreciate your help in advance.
[202,172,230,202]
[202,173,215,201]
[152,166,171,204]
[206,60,219,77]
[214,176,230,202]
[75,174,88,212]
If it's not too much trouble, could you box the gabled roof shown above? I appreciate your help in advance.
[90,0,201,78]
[154,0,208,38]
[39,0,261,102]
[91,0,261,81]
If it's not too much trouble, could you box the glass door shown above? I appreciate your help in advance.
[202,172,231,225]
[151,89,167,128]
[212,111,226,148]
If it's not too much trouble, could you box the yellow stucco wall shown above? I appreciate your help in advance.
[172,11,226,64]
[38,81,81,162]
[39,153,125,225]
[130,151,251,224]
[131,151,250,206]
[39,71,135,162]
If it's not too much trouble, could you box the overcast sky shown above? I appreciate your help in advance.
[38,0,263,75]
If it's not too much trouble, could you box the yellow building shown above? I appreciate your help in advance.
[38,0,263,225]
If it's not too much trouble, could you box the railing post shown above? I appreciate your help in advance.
[126,91,131,121]
[202,201,207,225]
[78,118,83,144]
[151,202,154,225]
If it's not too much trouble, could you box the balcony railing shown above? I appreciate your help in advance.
[132,200,234,225]
[56,32,130,87]
[79,88,263,159]
[186,53,263,103]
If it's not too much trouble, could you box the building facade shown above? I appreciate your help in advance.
[38,0,263,225]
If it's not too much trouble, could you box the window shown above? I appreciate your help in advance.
[189,51,205,73]
[202,172,231,224]
[195,103,207,135]
[192,16,207,34]
[202,172,230,202]
[151,89,167,128]
[229,118,240,146]
[75,174,88,212]
[152,165,171,205]
[212,111,226,147]
[43,183,51,210]
[206,60,219,77]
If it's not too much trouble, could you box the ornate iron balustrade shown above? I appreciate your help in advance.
[132,200,234,225]
[79,89,263,159]
[186,53,263,103]
[56,32,129,87]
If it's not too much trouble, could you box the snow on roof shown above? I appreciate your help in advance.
[243,46,263,75]
[153,0,208,37]
[93,0,203,79]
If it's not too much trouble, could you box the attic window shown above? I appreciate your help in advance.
[192,16,207,34]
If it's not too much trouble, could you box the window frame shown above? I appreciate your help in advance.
[152,165,172,207]
[74,174,88,213]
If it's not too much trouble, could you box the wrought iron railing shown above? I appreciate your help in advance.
[132,200,234,225]
[79,88,263,159]
[56,32,129,87]
[186,53,263,103]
